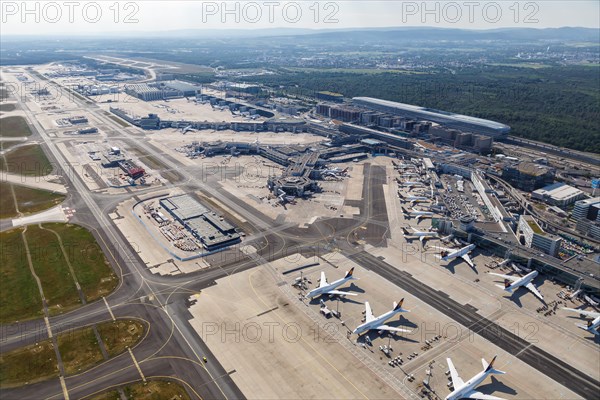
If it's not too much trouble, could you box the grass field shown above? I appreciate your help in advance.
[0,184,17,219]
[87,380,192,400]
[0,223,117,323]
[0,116,32,137]
[97,320,144,358]
[0,144,52,176]
[58,325,104,375]
[0,340,58,387]
[25,225,82,315]
[0,228,43,323]
[47,223,118,302]
[0,103,17,112]
[0,182,65,219]
[0,319,146,387]
[0,141,23,151]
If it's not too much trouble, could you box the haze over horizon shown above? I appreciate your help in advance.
[2,0,599,36]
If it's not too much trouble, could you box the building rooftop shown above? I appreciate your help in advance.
[160,80,203,92]
[576,197,600,206]
[353,97,510,132]
[161,194,208,221]
[516,162,552,176]
[533,182,583,201]
[522,215,545,235]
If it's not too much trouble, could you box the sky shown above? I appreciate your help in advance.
[1,1,599,35]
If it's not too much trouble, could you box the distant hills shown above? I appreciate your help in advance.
[3,26,599,43]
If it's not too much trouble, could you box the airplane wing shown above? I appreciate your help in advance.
[375,325,411,333]
[462,391,506,400]
[319,271,328,288]
[325,290,357,297]
[525,282,544,301]
[563,308,600,318]
[462,253,475,268]
[489,273,519,283]
[446,358,464,388]
[364,302,375,322]
[435,246,454,253]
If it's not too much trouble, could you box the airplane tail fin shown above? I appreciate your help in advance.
[393,298,407,311]
[394,298,409,312]
[483,355,506,375]
[504,279,511,289]
[402,227,410,235]
[398,192,404,199]
[440,250,449,258]
[344,267,358,280]
[401,206,409,214]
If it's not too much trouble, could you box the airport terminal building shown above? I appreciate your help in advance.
[352,97,510,138]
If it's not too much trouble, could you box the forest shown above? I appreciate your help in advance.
[249,66,600,154]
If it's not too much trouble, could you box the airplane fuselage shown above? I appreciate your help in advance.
[353,308,403,335]
[445,371,489,400]
[305,277,352,299]
[506,270,538,292]
[441,244,476,262]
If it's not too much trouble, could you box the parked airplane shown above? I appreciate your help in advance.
[305,268,359,299]
[352,299,412,335]
[321,167,348,178]
[401,206,434,221]
[402,226,438,245]
[180,125,197,134]
[434,244,477,268]
[562,308,600,335]
[398,193,429,206]
[489,270,544,302]
[402,181,425,190]
[276,189,296,205]
[445,355,507,400]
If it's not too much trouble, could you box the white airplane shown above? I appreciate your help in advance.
[562,308,600,336]
[402,226,438,245]
[180,124,196,134]
[489,270,544,302]
[402,181,424,190]
[321,167,348,178]
[352,299,412,335]
[446,355,507,400]
[401,206,433,221]
[305,268,358,299]
[398,193,429,206]
[434,244,476,268]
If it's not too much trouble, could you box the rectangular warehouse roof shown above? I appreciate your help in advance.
[160,194,208,221]
[352,97,510,135]
[533,182,584,201]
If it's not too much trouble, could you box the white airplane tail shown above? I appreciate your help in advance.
[483,355,506,375]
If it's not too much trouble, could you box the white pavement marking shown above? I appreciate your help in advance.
[59,376,70,400]
[128,348,146,382]
[516,342,534,357]
[103,296,116,321]
[44,316,53,338]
